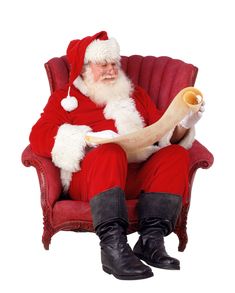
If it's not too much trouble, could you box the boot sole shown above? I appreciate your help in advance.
[102,265,154,280]
[134,253,180,270]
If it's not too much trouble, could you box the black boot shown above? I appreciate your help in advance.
[133,192,182,270]
[90,187,153,280]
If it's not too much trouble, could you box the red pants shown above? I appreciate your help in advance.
[69,143,189,204]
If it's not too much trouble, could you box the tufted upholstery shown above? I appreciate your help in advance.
[22,55,214,251]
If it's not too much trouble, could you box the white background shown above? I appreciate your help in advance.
[1,0,234,292]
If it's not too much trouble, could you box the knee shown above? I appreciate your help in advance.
[155,144,189,167]
[167,144,189,166]
[98,143,127,161]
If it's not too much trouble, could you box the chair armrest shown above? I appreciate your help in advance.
[188,140,214,188]
[21,145,62,208]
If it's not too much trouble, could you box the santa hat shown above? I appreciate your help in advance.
[61,31,121,111]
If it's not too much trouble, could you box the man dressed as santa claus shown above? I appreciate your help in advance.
[30,31,204,280]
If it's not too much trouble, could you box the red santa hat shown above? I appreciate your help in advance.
[61,31,121,111]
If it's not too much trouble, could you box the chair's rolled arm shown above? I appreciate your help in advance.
[21,145,62,208]
[189,140,214,182]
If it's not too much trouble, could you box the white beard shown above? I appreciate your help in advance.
[82,66,133,107]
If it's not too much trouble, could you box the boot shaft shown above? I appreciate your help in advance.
[137,192,182,235]
[90,187,128,229]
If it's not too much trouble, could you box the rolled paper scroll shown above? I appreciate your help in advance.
[85,87,203,154]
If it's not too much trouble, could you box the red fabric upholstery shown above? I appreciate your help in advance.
[22,55,214,251]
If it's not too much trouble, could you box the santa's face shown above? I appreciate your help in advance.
[89,61,119,83]
[79,62,132,106]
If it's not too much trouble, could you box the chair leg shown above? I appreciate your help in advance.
[174,204,189,252]
[176,226,188,252]
[42,210,54,250]
[42,228,53,250]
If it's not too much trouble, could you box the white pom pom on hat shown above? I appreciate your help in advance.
[61,92,78,112]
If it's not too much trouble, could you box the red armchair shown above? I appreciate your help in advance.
[22,55,214,252]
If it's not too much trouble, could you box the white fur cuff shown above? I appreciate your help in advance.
[51,124,91,172]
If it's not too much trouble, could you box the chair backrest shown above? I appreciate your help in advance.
[45,55,198,111]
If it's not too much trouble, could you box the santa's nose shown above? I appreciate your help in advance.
[106,63,116,73]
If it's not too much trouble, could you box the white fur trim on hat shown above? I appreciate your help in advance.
[84,38,120,64]
[61,96,78,111]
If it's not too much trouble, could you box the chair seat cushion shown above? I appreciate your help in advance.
[52,198,138,229]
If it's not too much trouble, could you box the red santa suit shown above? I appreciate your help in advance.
[30,82,194,204]
[29,31,194,205]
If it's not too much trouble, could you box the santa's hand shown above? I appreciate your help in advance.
[179,101,205,129]
[86,130,119,147]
